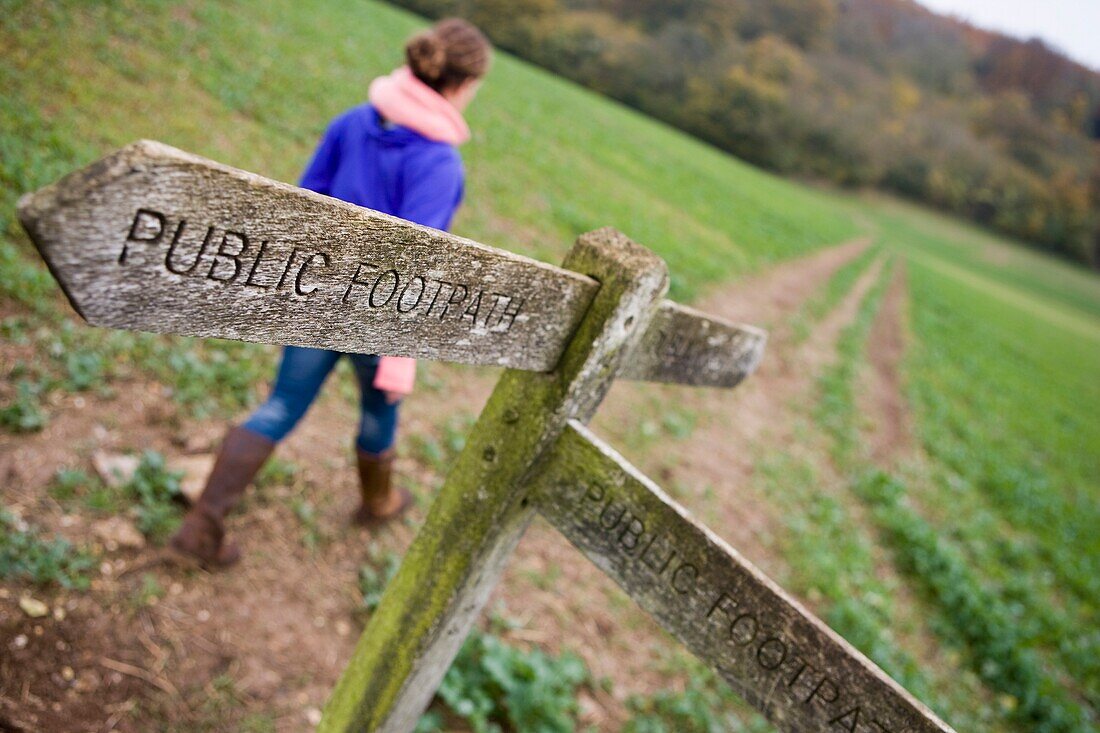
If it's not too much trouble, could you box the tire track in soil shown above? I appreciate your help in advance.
[850,263,968,688]
[807,261,976,711]
[860,262,913,468]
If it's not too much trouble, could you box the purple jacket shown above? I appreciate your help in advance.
[299,104,464,231]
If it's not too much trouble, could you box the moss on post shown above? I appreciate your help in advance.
[320,228,668,733]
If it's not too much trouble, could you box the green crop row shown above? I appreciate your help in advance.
[900,261,1099,718]
[905,262,1100,603]
[814,256,893,466]
[852,471,1093,733]
[760,261,997,729]
[0,508,97,589]
[803,235,1099,730]
[791,243,880,343]
[870,200,1100,323]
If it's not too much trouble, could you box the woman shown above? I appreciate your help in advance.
[171,18,492,567]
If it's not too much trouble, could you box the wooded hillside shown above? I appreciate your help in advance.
[395,0,1100,266]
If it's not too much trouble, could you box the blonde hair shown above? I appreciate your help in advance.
[406,18,492,92]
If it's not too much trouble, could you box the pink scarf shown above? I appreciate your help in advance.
[368,66,470,145]
[368,66,471,395]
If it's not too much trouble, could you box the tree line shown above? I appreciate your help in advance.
[393,0,1100,266]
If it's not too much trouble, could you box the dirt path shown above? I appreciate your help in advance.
[696,237,872,327]
[1,236,885,732]
[645,253,886,571]
[497,238,879,720]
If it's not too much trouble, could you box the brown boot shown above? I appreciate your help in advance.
[170,425,274,567]
[353,447,411,526]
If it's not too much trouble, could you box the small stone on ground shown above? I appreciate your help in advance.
[92,517,146,550]
[169,454,215,504]
[92,451,140,488]
[19,596,50,618]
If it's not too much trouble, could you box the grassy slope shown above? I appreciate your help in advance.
[0,0,857,422]
[2,1,1100,731]
[0,0,856,302]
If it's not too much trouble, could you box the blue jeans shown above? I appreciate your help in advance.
[243,346,399,454]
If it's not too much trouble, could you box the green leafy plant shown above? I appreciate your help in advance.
[133,572,164,608]
[855,471,1090,733]
[53,465,140,517]
[125,451,185,543]
[62,349,104,391]
[661,408,697,439]
[0,315,33,343]
[0,379,47,432]
[49,467,94,502]
[421,630,589,733]
[411,412,476,473]
[292,498,325,550]
[256,455,298,488]
[0,509,96,589]
[357,545,402,613]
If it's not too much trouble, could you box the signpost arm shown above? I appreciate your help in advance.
[531,422,956,733]
[320,228,669,733]
[16,141,764,386]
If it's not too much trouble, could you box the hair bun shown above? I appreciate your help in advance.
[406,31,447,83]
[404,19,491,91]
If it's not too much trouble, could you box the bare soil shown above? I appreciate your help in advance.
[0,236,909,733]
[861,263,914,467]
[591,238,877,576]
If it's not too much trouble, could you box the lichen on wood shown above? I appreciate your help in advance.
[319,228,669,733]
[531,421,955,733]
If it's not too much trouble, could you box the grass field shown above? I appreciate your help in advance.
[0,0,856,302]
[2,1,1098,732]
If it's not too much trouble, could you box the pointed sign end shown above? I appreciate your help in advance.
[18,140,194,229]
[18,184,52,231]
[11,142,173,322]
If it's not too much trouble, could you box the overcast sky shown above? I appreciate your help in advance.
[917,0,1100,71]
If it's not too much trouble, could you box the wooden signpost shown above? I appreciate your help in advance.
[19,141,955,733]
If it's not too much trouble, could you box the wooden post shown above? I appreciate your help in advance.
[18,141,955,733]
[319,228,669,733]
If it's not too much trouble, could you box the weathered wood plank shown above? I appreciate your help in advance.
[17,140,764,387]
[532,422,956,733]
[17,140,596,371]
[623,300,766,387]
[320,229,670,733]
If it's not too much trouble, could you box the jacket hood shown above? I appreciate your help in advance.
[368,66,470,145]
